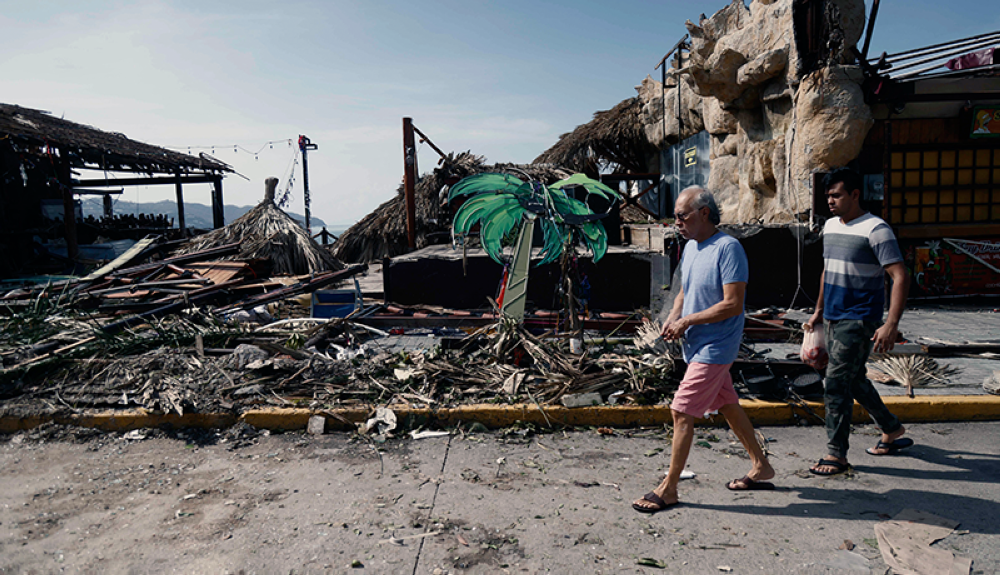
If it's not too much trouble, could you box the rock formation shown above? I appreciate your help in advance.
[636,0,872,224]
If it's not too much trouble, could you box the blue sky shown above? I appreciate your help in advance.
[2,1,999,227]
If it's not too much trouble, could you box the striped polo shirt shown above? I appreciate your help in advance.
[822,213,903,321]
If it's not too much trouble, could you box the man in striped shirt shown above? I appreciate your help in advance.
[804,168,912,476]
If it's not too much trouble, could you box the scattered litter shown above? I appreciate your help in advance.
[377,531,441,545]
[984,370,1000,395]
[307,415,326,435]
[560,392,603,408]
[717,566,733,573]
[409,430,450,440]
[636,558,667,569]
[363,407,397,437]
[123,430,147,441]
[874,509,972,575]
[662,470,697,480]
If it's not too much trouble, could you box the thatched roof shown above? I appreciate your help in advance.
[174,178,343,275]
[532,97,655,175]
[332,152,572,263]
[0,103,230,175]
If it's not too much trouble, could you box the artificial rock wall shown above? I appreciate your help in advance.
[637,0,872,224]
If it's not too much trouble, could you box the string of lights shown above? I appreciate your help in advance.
[165,139,294,160]
[277,147,300,208]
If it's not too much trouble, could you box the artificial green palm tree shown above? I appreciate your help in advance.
[448,172,620,320]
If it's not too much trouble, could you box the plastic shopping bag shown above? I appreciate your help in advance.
[800,327,829,370]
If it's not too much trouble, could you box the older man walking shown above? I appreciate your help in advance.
[632,186,774,513]
[805,168,912,476]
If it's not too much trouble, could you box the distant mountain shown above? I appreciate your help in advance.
[80,198,325,230]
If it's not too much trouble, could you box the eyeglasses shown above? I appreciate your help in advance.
[674,207,703,222]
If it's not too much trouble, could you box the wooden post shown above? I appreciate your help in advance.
[174,171,186,232]
[58,155,78,260]
[403,117,417,250]
[211,175,224,229]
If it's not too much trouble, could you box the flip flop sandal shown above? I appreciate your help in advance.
[727,475,776,491]
[809,459,851,476]
[632,492,675,514]
[866,437,914,455]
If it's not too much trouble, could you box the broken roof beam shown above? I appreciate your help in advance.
[213,264,368,314]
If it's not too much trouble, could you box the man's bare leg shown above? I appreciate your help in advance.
[719,403,775,484]
[633,409,694,511]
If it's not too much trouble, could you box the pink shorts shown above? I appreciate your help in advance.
[670,362,739,418]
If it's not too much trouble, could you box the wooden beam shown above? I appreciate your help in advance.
[175,172,186,231]
[74,175,220,187]
[211,176,224,229]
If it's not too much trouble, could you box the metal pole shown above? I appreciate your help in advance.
[299,135,317,233]
[403,117,417,250]
[860,0,880,61]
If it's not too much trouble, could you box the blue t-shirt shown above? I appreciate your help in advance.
[680,231,749,365]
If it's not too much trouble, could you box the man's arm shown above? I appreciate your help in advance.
[804,269,826,332]
[660,286,685,338]
[663,282,746,340]
[871,261,909,353]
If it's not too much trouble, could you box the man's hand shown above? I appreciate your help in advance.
[662,316,690,341]
[872,322,899,353]
[803,310,823,333]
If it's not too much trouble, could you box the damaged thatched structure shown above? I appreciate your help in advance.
[332,152,572,263]
[174,178,343,275]
[533,97,656,175]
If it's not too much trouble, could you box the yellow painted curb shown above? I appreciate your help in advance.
[2,395,999,433]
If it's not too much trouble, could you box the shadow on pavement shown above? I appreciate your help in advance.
[686,484,1000,533]
[851,443,1000,484]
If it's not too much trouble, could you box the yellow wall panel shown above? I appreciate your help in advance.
[891,172,903,187]
[941,151,956,168]
[977,149,991,165]
[957,206,971,221]
[906,171,920,187]
[906,152,921,168]
[923,171,939,186]
[922,207,937,222]
[940,206,954,222]
[974,206,988,220]
[891,153,904,170]
[959,150,974,167]
[923,152,939,169]
[957,190,972,204]
[940,190,955,203]
[976,169,990,184]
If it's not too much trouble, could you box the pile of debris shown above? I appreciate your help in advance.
[0,293,684,418]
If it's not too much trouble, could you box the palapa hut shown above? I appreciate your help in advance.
[534,97,661,223]
[332,152,572,263]
[174,177,343,275]
[533,96,657,176]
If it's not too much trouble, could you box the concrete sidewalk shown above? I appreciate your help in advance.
[2,421,997,574]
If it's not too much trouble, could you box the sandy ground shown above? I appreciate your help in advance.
[1,421,998,575]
